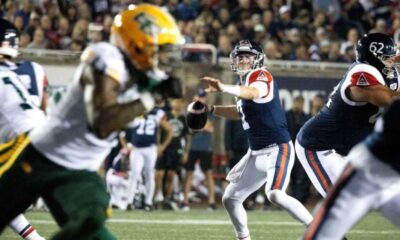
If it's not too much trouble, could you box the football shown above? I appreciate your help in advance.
[186,101,208,131]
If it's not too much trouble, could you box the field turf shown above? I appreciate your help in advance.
[2,208,400,239]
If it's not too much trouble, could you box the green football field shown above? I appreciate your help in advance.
[2,209,400,239]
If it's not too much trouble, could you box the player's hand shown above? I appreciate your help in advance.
[201,76,224,93]
[157,145,165,156]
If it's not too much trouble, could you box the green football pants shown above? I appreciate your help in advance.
[0,141,116,240]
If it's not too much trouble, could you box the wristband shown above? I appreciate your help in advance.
[222,84,241,97]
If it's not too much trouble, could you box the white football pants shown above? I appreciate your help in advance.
[223,141,313,239]
[295,140,348,197]
[127,145,157,206]
[305,144,400,240]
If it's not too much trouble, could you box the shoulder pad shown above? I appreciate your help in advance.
[81,43,127,83]
[350,63,385,87]
[245,68,273,85]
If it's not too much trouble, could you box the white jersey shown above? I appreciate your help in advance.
[0,66,45,142]
[30,42,133,171]
[0,60,47,108]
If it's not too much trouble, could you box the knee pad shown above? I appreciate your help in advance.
[266,189,285,205]
[222,192,235,208]
[222,192,230,207]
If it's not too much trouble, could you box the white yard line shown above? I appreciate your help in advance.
[28,219,400,235]
[109,219,301,225]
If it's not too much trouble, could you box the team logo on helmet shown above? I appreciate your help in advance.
[134,13,160,37]
[111,4,182,76]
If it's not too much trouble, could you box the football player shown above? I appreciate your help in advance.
[0,4,182,239]
[304,99,400,239]
[201,40,313,240]
[0,19,46,240]
[125,95,173,211]
[295,33,400,197]
[154,98,189,210]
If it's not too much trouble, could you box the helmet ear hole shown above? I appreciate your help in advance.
[134,45,143,54]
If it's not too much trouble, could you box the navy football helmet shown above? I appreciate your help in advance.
[0,19,19,58]
[356,33,398,78]
[230,40,265,76]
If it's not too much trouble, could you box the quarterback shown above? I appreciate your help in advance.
[200,40,313,240]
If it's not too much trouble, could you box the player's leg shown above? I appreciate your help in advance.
[0,142,40,234]
[126,148,145,207]
[295,140,346,197]
[0,138,44,240]
[162,150,180,210]
[223,150,266,239]
[182,150,197,210]
[200,151,216,208]
[380,192,400,226]
[265,142,313,225]
[142,145,158,208]
[154,154,167,205]
[373,168,400,227]
[304,164,373,240]
[106,169,129,210]
[42,169,115,240]
[9,214,44,240]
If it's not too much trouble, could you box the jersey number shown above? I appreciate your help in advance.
[2,77,32,110]
[135,118,156,136]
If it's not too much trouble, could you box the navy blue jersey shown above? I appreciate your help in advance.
[125,107,166,147]
[298,63,400,155]
[0,60,47,108]
[365,99,400,173]
[237,68,291,150]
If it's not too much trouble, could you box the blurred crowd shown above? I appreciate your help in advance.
[1,0,399,62]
